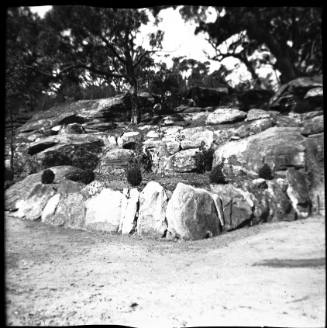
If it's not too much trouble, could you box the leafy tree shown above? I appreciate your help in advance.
[179,6,322,84]
[43,6,163,124]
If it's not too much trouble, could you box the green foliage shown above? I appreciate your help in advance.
[41,169,55,184]
[126,164,142,187]
[258,163,273,180]
[209,161,227,184]
[179,6,322,84]
[194,142,214,173]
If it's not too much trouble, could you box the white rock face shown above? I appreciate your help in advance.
[13,184,56,221]
[85,188,125,233]
[119,188,139,235]
[137,181,168,237]
[206,107,247,125]
[166,183,221,240]
[41,194,61,223]
[245,109,271,121]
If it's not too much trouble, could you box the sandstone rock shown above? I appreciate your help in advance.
[137,181,168,237]
[85,188,125,233]
[213,127,306,179]
[117,131,142,148]
[169,148,198,173]
[180,126,214,150]
[81,180,107,198]
[301,115,324,136]
[286,168,311,218]
[304,86,323,99]
[119,188,139,235]
[304,133,324,214]
[269,75,323,112]
[41,193,61,223]
[245,109,271,121]
[210,184,253,231]
[5,166,85,211]
[49,193,86,228]
[265,180,296,221]
[95,148,135,177]
[13,183,56,220]
[142,140,171,174]
[166,183,221,240]
[206,107,247,125]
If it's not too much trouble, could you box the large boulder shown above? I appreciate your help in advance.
[213,127,306,179]
[42,192,86,229]
[301,115,324,136]
[137,181,168,237]
[265,179,296,221]
[119,188,139,235]
[85,188,126,233]
[205,107,247,125]
[169,148,198,173]
[166,183,222,240]
[5,166,86,211]
[210,184,254,231]
[286,168,311,218]
[11,183,56,221]
[179,126,213,150]
[269,75,323,113]
[95,148,135,178]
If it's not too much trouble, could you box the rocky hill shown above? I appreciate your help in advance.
[5,75,324,240]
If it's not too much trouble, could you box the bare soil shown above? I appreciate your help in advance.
[5,214,325,327]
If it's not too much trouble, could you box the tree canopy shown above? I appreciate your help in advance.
[179,6,322,84]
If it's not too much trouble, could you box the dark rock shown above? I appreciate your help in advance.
[237,89,273,110]
[184,86,228,107]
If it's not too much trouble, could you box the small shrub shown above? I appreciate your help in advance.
[194,142,215,173]
[126,164,142,187]
[209,160,227,184]
[42,151,72,168]
[41,169,55,184]
[65,169,95,184]
[258,163,273,180]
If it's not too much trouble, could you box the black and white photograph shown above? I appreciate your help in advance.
[4,5,325,327]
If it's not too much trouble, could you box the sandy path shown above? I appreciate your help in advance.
[5,214,325,327]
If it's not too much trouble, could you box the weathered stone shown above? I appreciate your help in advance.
[95,148,135,176]
[137,181,168,237]
[142,140,171,174]
[169,148,198,173]
[166,183,221,240]
[85,188,125,233]
[213,127,306,179]
[117,131,142,148]
[12,184,56,220]
[269,75,323,112]
[81,180,107,199]
[210,184,253,231]
[265,180,296,221]
[286,168,311,218]
[5,166,85,211]
[206,107,247,125]
[41,194,61,223]
[119,188,139,235]
[301,115,324,136]
[180,126,214,150]
[245,109,271,121]
[44,193,86,229]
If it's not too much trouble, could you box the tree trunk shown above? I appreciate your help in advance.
[130,78,139,124]
[246,20,298,83]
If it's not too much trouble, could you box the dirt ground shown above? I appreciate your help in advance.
[5,214,325,327]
